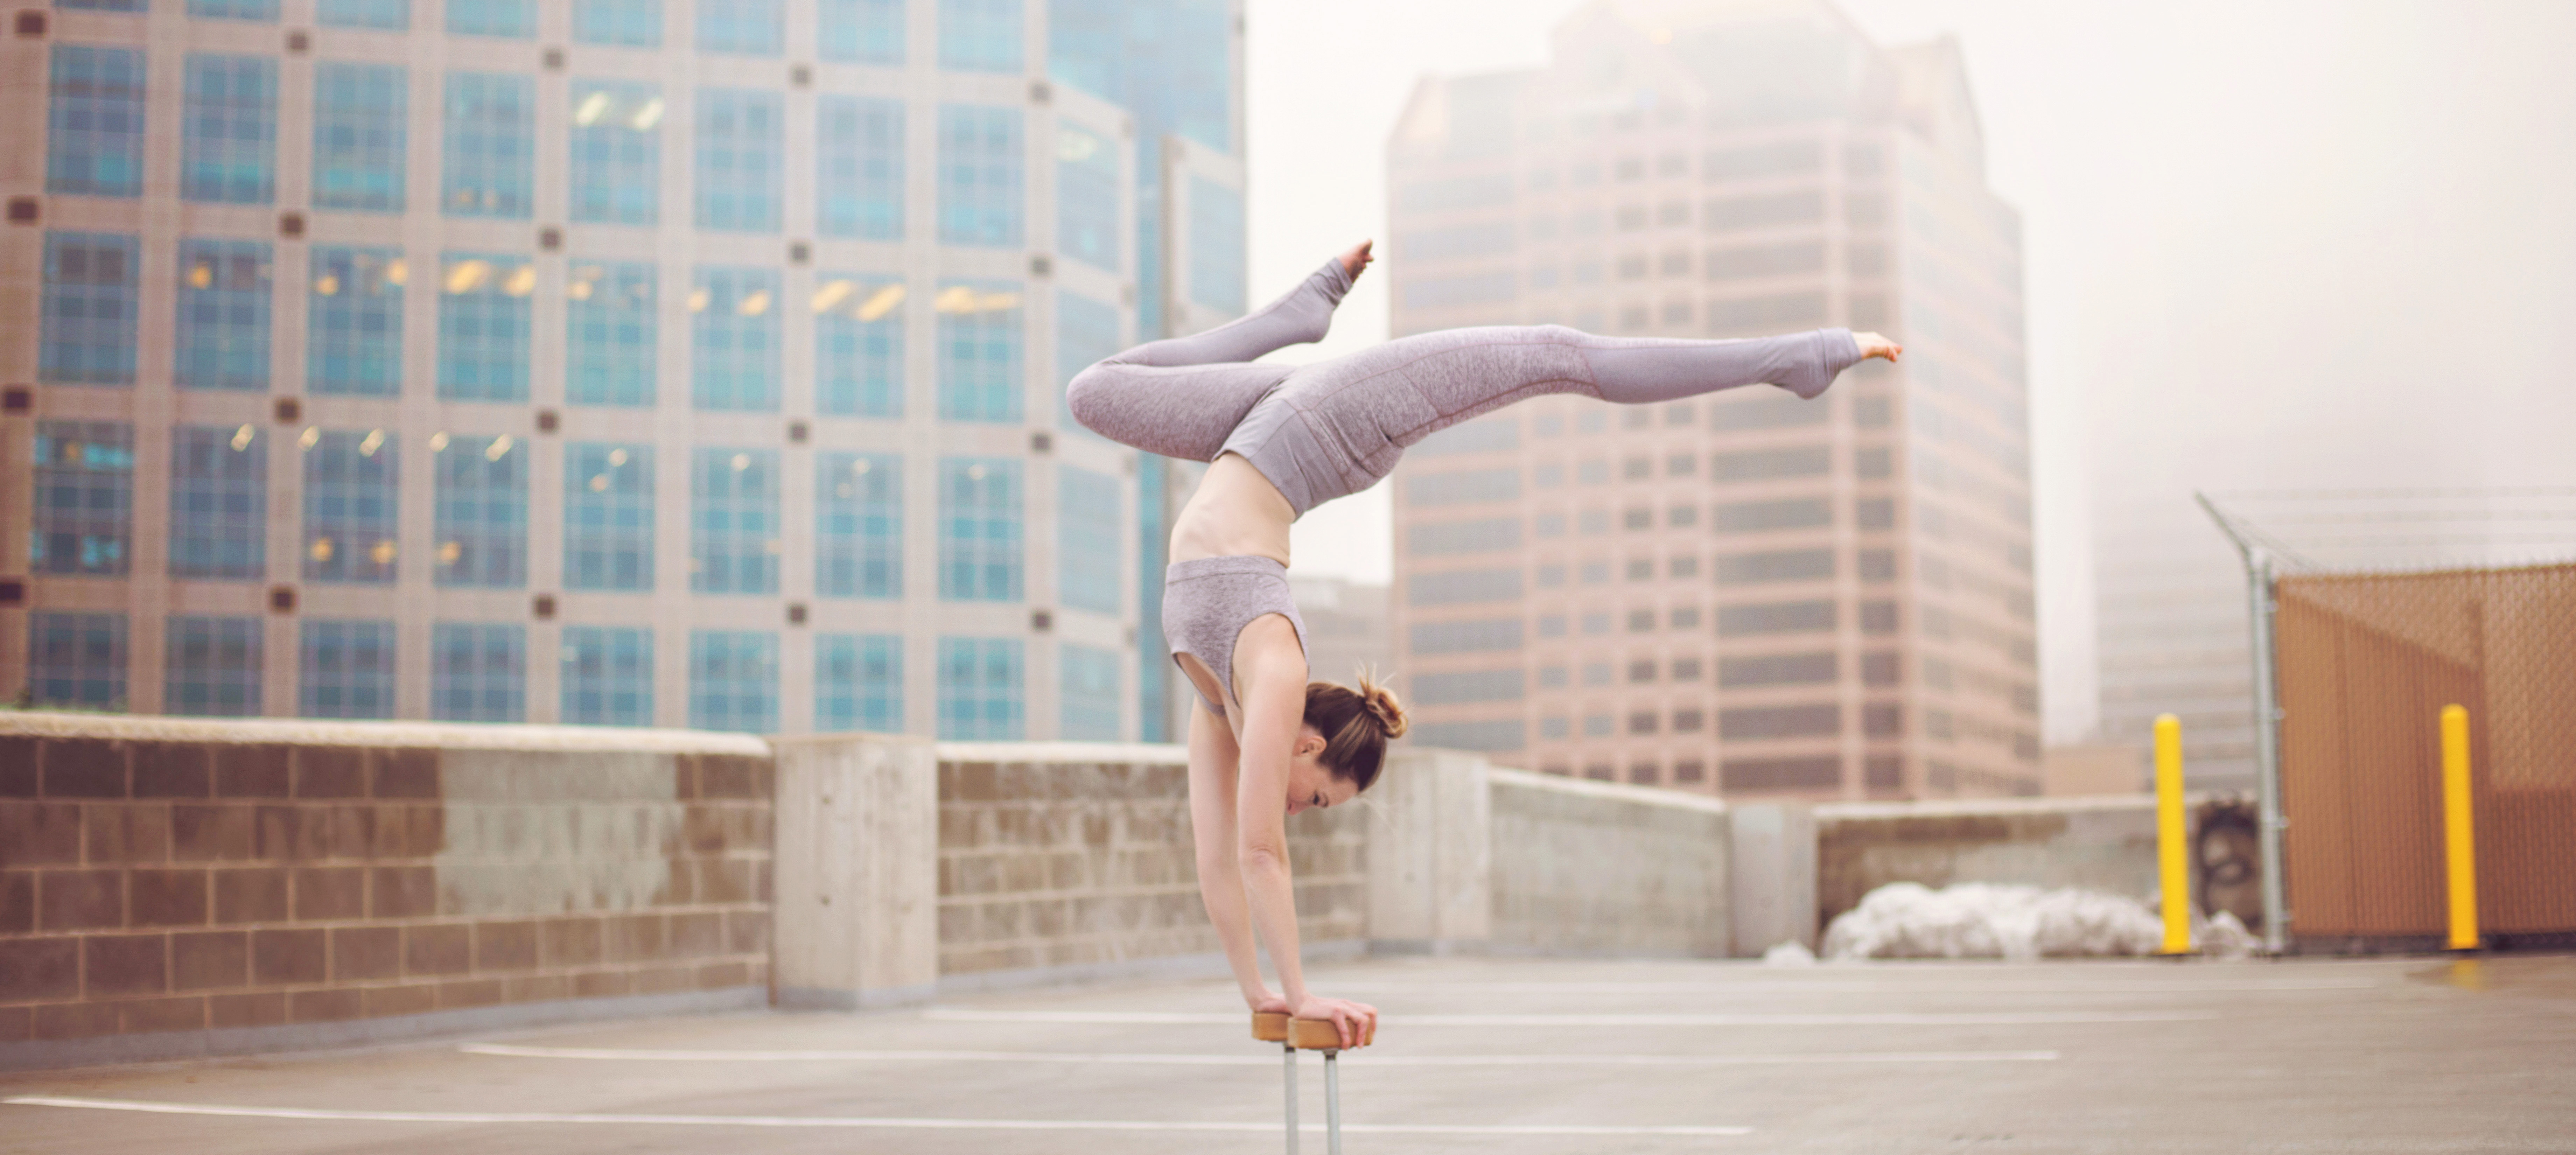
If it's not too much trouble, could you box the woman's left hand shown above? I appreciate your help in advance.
[1249,989,1292,1016]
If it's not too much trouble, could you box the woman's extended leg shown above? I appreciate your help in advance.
[1063,256,1359,460]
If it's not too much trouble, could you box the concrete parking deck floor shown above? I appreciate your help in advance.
[6,953,2573,1154]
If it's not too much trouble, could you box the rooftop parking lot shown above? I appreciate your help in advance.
[6,953,2573,1154]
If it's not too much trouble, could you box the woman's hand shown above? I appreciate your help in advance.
[1248,989,1292,1016]
[1855,331,1903,362]
[1288,993,1379,1049]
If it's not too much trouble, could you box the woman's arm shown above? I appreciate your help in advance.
[1186,700,1279,1010]
[1231,635,1318,1007]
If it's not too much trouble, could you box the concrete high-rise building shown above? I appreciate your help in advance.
[0,0,1245,740]
[1385,0,2037,800]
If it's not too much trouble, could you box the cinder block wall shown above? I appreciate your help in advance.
[0,716,771,1066]
[1814,795,2174,930]
[1488,768,1732,957]
[935,743,1367,981]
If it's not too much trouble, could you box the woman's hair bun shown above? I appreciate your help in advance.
[1354,670,1409,740]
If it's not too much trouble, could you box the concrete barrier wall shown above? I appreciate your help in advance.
[932,742,1367,987]
[0,715,771,1068]
[1488,768,1732,957]
[1814,794,2164,930]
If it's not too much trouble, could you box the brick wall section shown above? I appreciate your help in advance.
[937,755,1368,976]
[0,730,770,1048]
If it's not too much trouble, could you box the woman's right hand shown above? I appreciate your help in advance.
[1288,993,1379,1049]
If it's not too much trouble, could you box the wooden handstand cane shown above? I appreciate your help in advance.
[1254,1012,1374,1154]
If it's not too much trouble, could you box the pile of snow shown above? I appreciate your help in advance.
[1760,940,1817,967]
[1821,882,2171,961]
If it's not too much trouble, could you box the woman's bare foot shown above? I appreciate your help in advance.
[1340,240,1374,282]
[1855,331,1902,362]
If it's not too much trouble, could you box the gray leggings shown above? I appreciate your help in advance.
[1067,258,1866,516]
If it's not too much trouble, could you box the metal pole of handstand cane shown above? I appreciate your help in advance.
[1284,1040,1299,1155]
[1323,1046,1341,1155]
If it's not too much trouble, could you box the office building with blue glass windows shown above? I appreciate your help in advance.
[0,0,1247,740]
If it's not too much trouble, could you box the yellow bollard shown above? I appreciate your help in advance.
[2155,714,2190,955]
[2442,704,2479,951]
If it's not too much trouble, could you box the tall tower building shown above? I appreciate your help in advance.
[1386,0,2038,799]
[0,0,1244,740]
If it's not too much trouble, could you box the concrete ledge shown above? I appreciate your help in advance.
[933,940,1369,999]
[0,987,768,1073]
[933,740,1190,766]
[1490,766,1732,814]
[0,712,772,755]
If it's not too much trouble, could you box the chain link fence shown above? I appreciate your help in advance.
[2205,490,2576,948]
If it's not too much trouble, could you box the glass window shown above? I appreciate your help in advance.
[433,433,527,588]
[573,0,661,46]
[938,0,1021,72]
[58,0,153,10]
[316,0,410,28]
[564,443,654,590]
[1188,175,1247,313]
[566,261,657,406]
[817,95,904,240]
[937,105,1023,247]
[695,89,781,230]
[569,80,662,225]
[189,0,282,18]
[165,615,262,717]
[437,252,534,400]
[174,238,273,391]
[312,62,407,212]
[1060,643,1120,740]
[691,266,781,411]
[442,71,534,218]
[25,612,126,711]
[816,634,902,733]
[1058,464,1121,614]
[432,622,524,722]
[181,54,276,204]
[936,279,1022,421]
[41,231,141,386]
[169,424,266,580]
[1055,290,1119,434]
[690,630,778,733]
[937,636,1023,739]
[301,427,400,584]
[692,448,781,594]
[696,0,783,55]
[817,452,901,599]
[31,420,132,578]
[939,457,1021,602]
[560,625,652,726]
[446,0,534,36]
[1057,125,1119,272]
[47,45,146,198]
[300,618,396,719]
[819,0,904,64]
[307,246,405,396]
[815,276,905,416]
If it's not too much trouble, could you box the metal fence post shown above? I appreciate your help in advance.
[2249,549,2290,954]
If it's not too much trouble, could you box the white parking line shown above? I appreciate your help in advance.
[1,1096,1752,1136]
[1316,980,2381,995]
[920,1008,2218,1027]
[461,1043,2060,1066]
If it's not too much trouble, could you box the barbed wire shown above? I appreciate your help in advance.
[2197,488,2576,575]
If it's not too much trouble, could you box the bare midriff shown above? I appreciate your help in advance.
[1168,452,1302,734]
[1169,452,1296,567]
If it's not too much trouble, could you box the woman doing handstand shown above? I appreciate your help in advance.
[1066,241,1900,1048]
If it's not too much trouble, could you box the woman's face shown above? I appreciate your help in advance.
[1283,725,1360,816]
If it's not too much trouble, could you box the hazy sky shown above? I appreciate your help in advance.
[1242,0,2576,741]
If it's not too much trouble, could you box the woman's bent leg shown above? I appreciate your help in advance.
[1063,258,1357,458]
